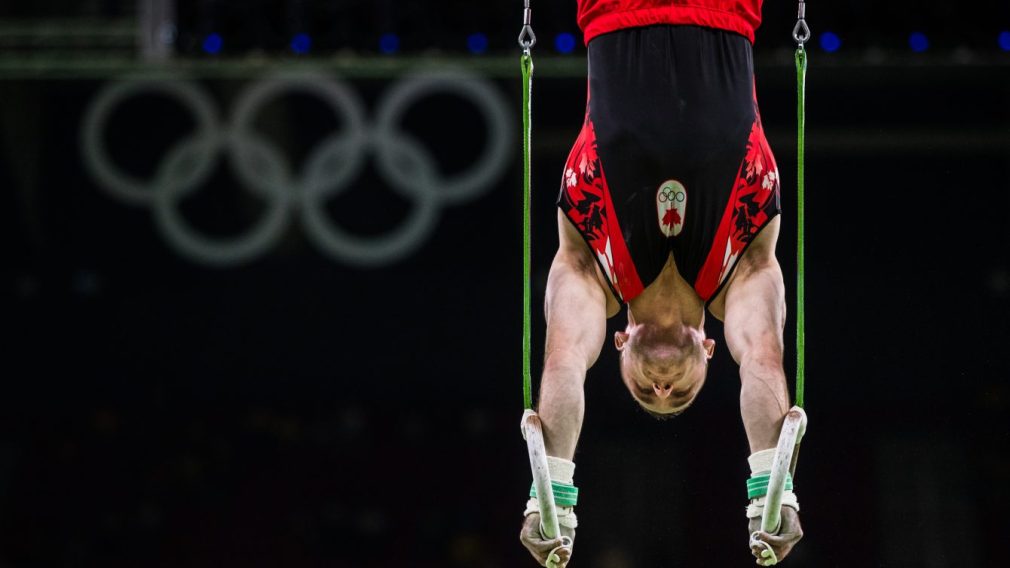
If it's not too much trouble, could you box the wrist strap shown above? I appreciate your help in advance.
[525,497,579,529]
[530,480,579,506]
[747,472,794,499]
[747,492,800,519]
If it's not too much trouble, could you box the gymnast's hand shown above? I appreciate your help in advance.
[519,513,576,567]
[748,506,803,564]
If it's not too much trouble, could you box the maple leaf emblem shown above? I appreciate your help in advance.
[762,170,778,190]
[662,207,681,227]
[744,148,765,182]
[565,167,577,188]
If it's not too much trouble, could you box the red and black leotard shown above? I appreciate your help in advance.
[558,20,780,306]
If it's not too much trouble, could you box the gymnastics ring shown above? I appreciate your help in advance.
[750,406,808,566]
[546,535,574,568]
[762,407,807,535]
[749,532,777,566]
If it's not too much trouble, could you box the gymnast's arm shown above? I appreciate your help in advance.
[718,217,803,561]
[538,220,608,459]
[720,218,790,453]
[518,216,607,567]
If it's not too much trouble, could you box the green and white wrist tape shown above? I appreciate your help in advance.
[747,472,794,499]
[746,449,799,519]
[524,456,579,529]
[530,480,579,506]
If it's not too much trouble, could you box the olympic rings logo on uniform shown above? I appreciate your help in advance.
[658,185,686,203]
[81,71,513,267]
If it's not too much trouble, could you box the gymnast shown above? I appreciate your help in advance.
[518,1,804,566]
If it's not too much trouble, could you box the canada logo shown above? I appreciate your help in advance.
[657,180,687,237]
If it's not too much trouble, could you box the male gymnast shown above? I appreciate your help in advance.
[518,1,804,566]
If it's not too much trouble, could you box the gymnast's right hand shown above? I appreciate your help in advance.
[749,506,803,565]
[519,513,576,567]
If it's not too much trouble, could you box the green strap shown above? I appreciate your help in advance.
[747,472,795,499]
[521,53,534,411]
[530,480,579,507]
[795,46,807,409]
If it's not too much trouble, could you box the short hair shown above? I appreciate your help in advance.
[620,326,710,419]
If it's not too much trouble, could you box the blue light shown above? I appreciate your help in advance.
[819,31,841,53]
[202,33,223,55]
[467,33,488,55]
[909,32,929,53]
[555,32,577,54]
[379,33,400,54]
[291,33,311,55]
[999,31,1010,52]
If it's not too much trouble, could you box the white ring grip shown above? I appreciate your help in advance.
[545,536,573,568]
[750,531,778,566]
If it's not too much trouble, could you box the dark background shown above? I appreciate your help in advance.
[3,1,1010,567]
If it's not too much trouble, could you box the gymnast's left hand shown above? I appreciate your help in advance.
[748,506,803,564]
[519,513,575,567]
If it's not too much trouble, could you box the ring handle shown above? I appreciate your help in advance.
[522,410,561,539]
[761,407,807,534]
[749,532,778,566]
[546,536,574,568]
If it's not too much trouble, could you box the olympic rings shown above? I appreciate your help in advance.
[658,185,686,203]
[81,70,513,267]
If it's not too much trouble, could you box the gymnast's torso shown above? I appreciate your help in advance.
[557,24,781,317]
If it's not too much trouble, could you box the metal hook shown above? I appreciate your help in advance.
[518,4,536,51]
[518,26,536,50]
[792,1,810,46]
[792,19,810,46]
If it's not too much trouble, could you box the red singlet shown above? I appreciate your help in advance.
[577,0,763,45]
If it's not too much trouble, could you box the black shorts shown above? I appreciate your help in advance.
[558,25,781,305]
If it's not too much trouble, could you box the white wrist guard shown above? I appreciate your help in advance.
[748,448,777,473]
[546,455,575,484]
[524,498,579,529]
[746,449,799,520]
[524,456,579,529]
[747,493,800,519]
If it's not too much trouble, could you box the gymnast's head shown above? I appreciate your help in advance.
[614,319,715,418]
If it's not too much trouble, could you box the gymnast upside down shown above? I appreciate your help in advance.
[519,3,803,566]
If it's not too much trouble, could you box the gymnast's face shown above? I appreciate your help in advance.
[615,323,716,417]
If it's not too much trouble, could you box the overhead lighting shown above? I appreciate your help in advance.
[379,33,400,55]
[202,33,223,55]
[291,33,311,55]
[467,33,489,55]
[909,32,929,53]
[819,31,841,53]
[555,32,576,54]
